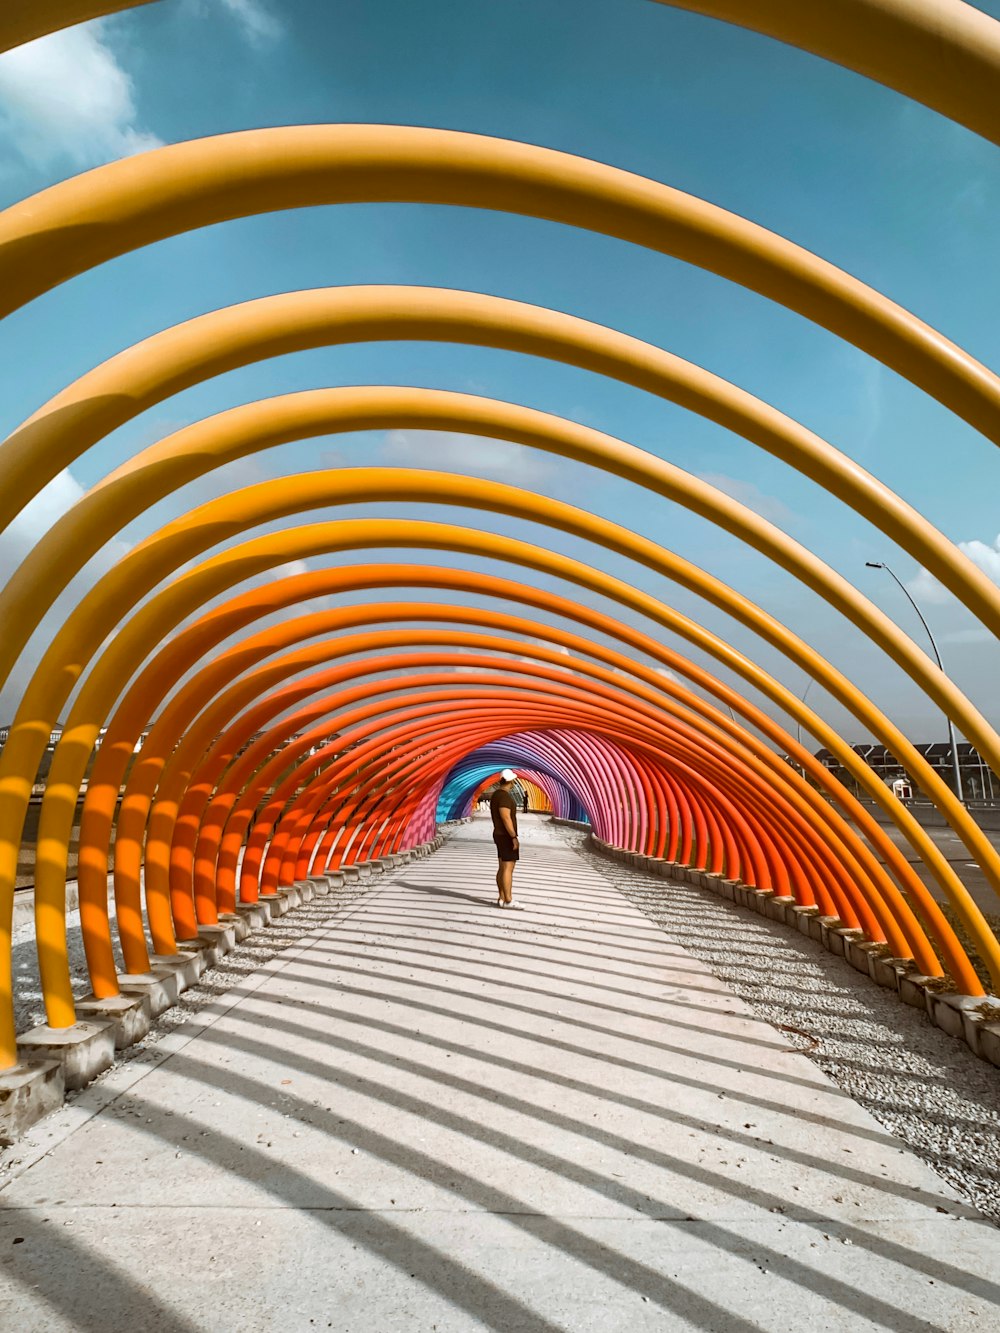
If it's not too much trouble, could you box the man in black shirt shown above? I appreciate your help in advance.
[489,768,523,909]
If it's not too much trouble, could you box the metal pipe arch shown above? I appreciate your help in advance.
[19,506,992,1039]
[19,458,1000,903]
[21,511,986,1039]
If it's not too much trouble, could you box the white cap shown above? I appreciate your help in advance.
[500,768,517,781]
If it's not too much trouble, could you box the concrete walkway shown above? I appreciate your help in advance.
[1,818,999,1331]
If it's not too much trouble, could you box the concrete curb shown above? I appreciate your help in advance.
[2,830,447,1143]
[589,837,1000,1072]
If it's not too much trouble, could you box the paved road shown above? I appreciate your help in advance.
[2,818,998,1331]
[861,819,1000,917]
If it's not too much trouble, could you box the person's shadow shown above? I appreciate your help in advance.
[394,880,492,907]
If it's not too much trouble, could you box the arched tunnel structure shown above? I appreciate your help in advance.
[1,0,998,1098]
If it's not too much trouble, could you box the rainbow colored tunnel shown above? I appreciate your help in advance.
[1,0,999,1082]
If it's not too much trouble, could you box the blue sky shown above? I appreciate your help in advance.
[0,0,998,745]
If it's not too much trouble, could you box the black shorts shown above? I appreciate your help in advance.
[493,830,519,862]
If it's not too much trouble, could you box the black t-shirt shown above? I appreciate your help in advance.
[489,788,518,836]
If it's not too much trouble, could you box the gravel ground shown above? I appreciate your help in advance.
[561,829,1000,1230]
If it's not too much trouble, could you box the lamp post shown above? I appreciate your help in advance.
[865,561,965,803]
[794,676,815,751]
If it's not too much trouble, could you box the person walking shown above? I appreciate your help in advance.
[490,768,523,909]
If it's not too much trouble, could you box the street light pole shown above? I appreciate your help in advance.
[793,676,817,779]
[865,561,965,803]
[794,675,815,751]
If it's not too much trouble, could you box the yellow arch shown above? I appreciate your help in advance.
[4,386,996,810]
[1,125,999,455]
[653,1,1000,147]
[4,287,998,656]
[0,1,159,55]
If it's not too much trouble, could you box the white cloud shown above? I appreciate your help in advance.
[959,533,1000,584]
[380,430,553,482]
[0,24,162,168]
[696,472,793,526]
[219,0,283,44]
[3,470,93,553]
[907,533,1000,605]
[272,559,311,581]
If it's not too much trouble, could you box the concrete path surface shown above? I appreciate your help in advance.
[2,817,999,1331]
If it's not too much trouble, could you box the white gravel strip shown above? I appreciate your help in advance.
[562,829,1000,1230]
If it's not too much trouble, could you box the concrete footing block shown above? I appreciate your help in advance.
[790,905,816,935]
[218,911,249,943]
[765,895,792,922]
[928,993,984,1050]
[869,955,909,991]
[980,1023,1000,1068]
[234,902,270,929]
[192,922,237,964]
[308,876,331,896]
[260,892,288,917]
[326,871,346,889]
[899,973,936,1010]
[17,1021,115,1091]
[119,968,180,1017]
[277,886,302,911]
[844,938,876,976]
[173,937,214,975]
[207,921,237,948]
[177,938,220,970]
[149,951,204,991]
[74,992,151,1050]
[779,900,801,929]
[341,866,361,884]
[293,879,315,902]
[828,924,862,956]
[962,1010,992,1057]
[828,927,846,956]
[0,1060,64,1143]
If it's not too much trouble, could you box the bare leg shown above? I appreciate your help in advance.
[497,859,515,903]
